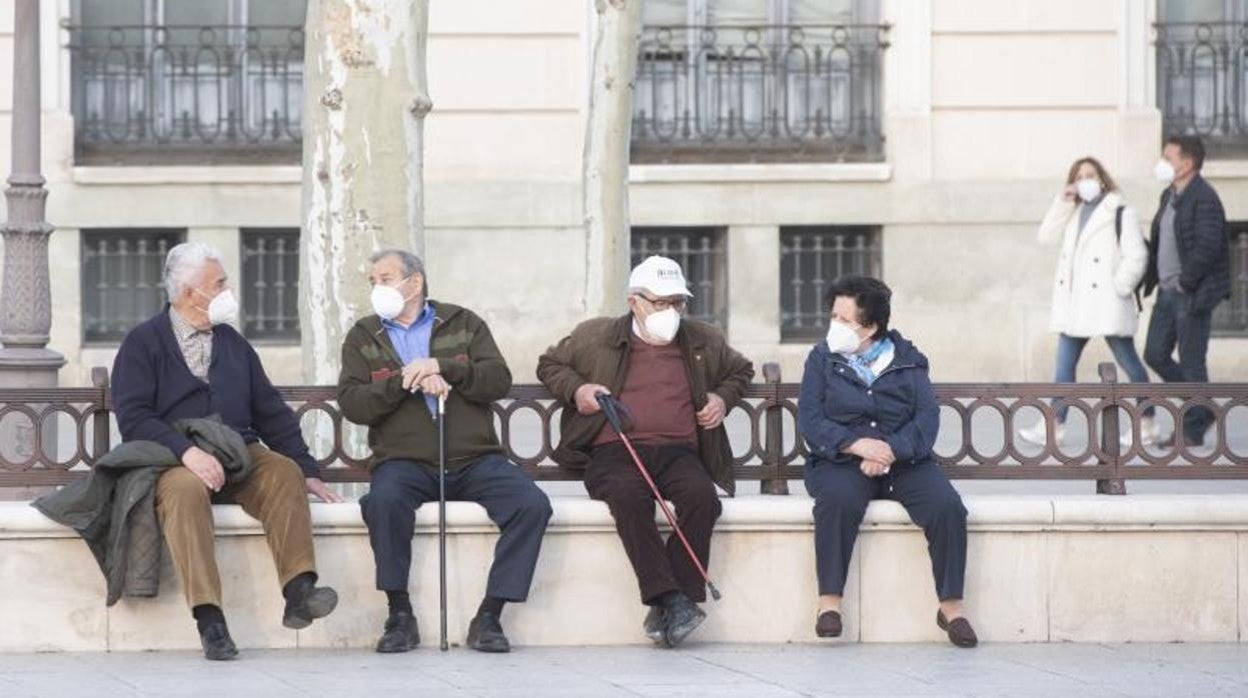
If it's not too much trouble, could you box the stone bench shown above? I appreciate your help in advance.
[3,493,1247,652]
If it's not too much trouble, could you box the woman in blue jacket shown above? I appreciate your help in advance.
[799,276,977,648]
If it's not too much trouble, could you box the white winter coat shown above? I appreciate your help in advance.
[1037,190,1149,338]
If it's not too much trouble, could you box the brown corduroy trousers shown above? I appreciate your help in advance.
[155,443,316,608]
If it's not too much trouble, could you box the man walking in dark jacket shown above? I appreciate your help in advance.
[1142,135,1232,447]
[112,242,339,660]
[338,249,551,654]
[537,256,754,648]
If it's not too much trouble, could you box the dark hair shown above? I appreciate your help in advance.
[823,276,891,340]
[1065,156,1118,191]
[1165,135,1205,171]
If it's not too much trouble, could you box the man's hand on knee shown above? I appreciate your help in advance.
[182,446,226,492]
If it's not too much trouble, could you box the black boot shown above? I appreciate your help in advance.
[643,605,666,644]
[376,611,421,653]
[199,621,239,661]
[466,611,510,653]
[282,575,339,630]
[661,593,706,649]
[193,605,238,661]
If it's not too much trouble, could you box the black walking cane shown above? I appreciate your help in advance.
[596,393,722,601]
[437,393,449,651]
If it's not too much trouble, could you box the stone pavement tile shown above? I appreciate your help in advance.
[886,649,1104,695]
[468,687,639,698]
[4,671,141,698]
[626,684,809,697]
[0,675,36,698]
[999,646,1246,697]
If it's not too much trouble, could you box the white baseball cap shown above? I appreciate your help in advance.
[628,255,693,298]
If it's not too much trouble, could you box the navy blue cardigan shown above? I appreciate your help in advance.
[111,308,319,477]
[798,331,940,469]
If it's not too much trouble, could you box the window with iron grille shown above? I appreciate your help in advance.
[630,227,728,328]
[241,228,301,342]
[82,229,186,343]
[1213,224,1248,336]
[69,0,306,165]
[780,225,882,342]
[1155,1,1248,158]
[633,0,887,164]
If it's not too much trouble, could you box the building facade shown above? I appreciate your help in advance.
[0,0,1245,390]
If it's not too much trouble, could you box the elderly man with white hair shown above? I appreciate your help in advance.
[110,242,339,660]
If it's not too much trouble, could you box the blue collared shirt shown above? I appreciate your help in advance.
[382,303,437,413]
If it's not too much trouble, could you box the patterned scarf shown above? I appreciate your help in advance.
[845,337,893,385]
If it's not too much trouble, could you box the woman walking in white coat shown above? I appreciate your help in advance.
[1020,157,1158,446]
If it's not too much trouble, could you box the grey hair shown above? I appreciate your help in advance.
[370,248,427,288]
[163,242,225,299]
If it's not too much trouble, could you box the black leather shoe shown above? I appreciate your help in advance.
[662,594,706,648]
[467,611,511,653]
[283,584,339,630]
[643,605,666,644]
[376,611,420,653]
[815,610,842,638]
[199,621,239,661]
[937,610,978,649]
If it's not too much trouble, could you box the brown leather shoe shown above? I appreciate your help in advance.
[815,610,842,638]
[936,610,978,648]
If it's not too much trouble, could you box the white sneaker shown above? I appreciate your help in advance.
[1019,421,1065,446]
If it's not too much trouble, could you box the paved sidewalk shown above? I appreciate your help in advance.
[2,643,1246,697]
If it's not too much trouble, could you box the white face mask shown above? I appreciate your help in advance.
[826,320,863,355]
[1154,158,1176,184]
[199,289,238,326]
[1076,178,1102,203]
[370,284,406,321]
[642,307,681,344]
[192,287,237,326]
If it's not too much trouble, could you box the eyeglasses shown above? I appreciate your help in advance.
[638,294,687,312]
[370,274,412,288]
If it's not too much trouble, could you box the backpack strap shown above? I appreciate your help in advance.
[1115,205,1144,311]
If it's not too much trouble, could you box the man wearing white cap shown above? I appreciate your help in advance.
[537,256,754,647]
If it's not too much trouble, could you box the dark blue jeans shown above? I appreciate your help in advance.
[1053,333,1152,422]
[360,454,552,602]
[1144,289,1215,441]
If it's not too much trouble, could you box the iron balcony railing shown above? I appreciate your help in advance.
[1155,21,1248,158]
[66,23,303,165]
[632,23,889,164]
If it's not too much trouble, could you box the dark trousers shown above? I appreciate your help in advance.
[585,442,722,604]
[360,454,552,602]
[1144,289,1216,441]
[805,461,967,601]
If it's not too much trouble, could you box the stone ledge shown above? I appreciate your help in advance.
[4,494,1248,650]
[7,494,1248,539]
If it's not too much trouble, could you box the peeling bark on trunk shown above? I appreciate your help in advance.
[583,0,642,316]
[300,0,431,386]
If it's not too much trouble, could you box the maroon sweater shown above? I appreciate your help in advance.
[594,333,697,447]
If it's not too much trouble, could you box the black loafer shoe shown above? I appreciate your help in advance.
[643,605,666,644]
[283,584,339,630]
[376,611,420,653]
[937,610,978,649]
[815,610,842,638]
[467,611,511,653]
[662,594,706,648]
[199,621,239,661]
